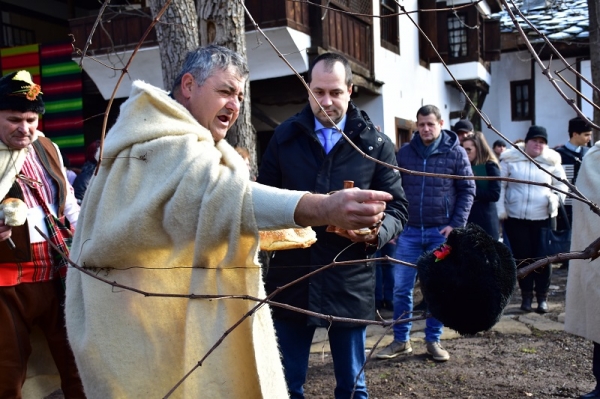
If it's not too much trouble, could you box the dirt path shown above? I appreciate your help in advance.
[44,268,592,398]
[304,268,595,399]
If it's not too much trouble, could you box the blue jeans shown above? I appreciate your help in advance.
[375,240,396,304]
[392,225,446,343]
[274,319,368,399]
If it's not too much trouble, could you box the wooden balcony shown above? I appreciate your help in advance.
[0,23,36,48]
[69,7,157,55]
[245,0,311,35]
[245,0,373,77]
[69,2,374,80]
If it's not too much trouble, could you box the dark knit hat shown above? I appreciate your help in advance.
[524,125,547,143]
[0,70,45,114]
[416,224,516,335]
[568,117,592,133]
[454,119,473,133]
[493,139,506,148]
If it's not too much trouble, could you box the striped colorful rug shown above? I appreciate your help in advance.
[0,44,40,82]
[40,42,84,166]
[0,41,84,167]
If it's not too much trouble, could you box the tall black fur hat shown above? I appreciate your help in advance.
[568,117,592,133]
[0,70,45,114]
[417,223,516,335]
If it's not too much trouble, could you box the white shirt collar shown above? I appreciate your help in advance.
[565,140,582,153]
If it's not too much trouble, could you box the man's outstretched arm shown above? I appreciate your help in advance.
[294,188,390,231]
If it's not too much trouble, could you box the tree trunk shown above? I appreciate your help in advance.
[589,0,600,142]
[148,0,199,91]
[197,0,257,171]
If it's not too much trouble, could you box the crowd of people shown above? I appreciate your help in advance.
[0,46,597,399]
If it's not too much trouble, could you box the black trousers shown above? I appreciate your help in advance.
[557,204,573,267]
[504,217,552,295]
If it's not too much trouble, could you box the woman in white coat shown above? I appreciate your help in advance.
[497,126,567,313]
[565,140,600,399]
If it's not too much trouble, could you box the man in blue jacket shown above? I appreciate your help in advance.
[258,52,408,399]
[376,105,475,362]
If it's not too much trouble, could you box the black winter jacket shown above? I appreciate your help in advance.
[257,102,408,326]
[556,145,588,186]
[467,161,501,240]
[72,160,97,203]
[397,130,475,228]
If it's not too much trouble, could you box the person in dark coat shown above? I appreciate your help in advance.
[72,139,100,204]
[453,118,474,144]
[375,238,397,311]
[493,139,507,158]
[257,52,408,399]
[556,117,593,186]
[462,132,501,240]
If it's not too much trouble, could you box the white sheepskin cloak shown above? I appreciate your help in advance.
[64,80,288,398]
[565,141,600,344]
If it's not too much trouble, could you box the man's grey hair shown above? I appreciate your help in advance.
[171,45,249,93]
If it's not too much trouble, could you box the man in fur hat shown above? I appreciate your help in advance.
[556,117,593,186]
[0,71,85,397]
[64,45,392,398]
[555,116,593,269]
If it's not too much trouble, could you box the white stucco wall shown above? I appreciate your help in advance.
[534,60,580,147]
[246,27,311,81]
[482,51,590,149]
[480,52,531,147]
[253,0,494,145]
[77,46,164,100]
[371,0,467,144]
[580,60,593,119]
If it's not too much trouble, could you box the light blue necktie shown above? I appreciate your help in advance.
[321,127,334,154]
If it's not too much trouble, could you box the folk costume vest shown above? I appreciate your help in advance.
[0,137,68,271]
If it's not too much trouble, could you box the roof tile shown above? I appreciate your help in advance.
[492,0,589,42]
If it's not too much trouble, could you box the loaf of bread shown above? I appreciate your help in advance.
[259,227,317,251]
[0,198,28,226]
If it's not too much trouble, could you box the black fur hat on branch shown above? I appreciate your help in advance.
[416,223,516,335]
[0,70,45,114]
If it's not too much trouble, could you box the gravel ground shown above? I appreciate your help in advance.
[304,268,595,399]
